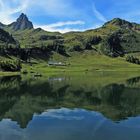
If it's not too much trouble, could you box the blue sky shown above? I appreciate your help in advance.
[0,0,140,33]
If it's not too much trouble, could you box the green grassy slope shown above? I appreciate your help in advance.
[0,28,17,48]
[21,51,140,75]
[1,17,140,74]
[4,18,140,57]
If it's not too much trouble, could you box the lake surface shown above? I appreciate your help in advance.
[0,73,140,140]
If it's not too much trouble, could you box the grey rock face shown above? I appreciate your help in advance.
[10,13,33,30]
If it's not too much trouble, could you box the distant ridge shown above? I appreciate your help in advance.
[0,13,140,32]
[104,18,140,31]
[0,14,140,58]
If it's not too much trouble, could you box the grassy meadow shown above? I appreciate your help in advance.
[21,51,140,75]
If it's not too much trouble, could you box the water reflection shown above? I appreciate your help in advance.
[126,76,140,86]
[0,108,140,140]
[0,75,140,139]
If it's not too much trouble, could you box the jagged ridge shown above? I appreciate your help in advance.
[9,13,33,30]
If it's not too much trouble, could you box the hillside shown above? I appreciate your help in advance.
[1,14,140,57]
[0,28,17,49]
[63,18,140,57]
[0,14,140,73]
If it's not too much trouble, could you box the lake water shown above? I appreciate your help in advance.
[0,73,140,140]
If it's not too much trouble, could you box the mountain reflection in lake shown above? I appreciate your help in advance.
[0,74,140,140]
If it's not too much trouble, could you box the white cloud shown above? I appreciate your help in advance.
[0,0,102,32]
[92,3,107,22]
[45,21,85,28]
[44,27,84,33]
[39,108,85,120]
[35,20,86,33]
[0,0,28,24]
[0,0,78,24]
[35,22,101,33]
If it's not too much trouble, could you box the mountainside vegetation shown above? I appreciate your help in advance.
[0,28,17,49]
[0,14,140,72]
[0,58,21,72]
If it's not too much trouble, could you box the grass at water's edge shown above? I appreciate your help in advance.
[22,52,140,74]
[1,52,140,77]
[0,71,20,76]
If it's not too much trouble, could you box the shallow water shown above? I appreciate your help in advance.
[0,74,140,140]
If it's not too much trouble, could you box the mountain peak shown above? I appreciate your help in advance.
[20,13,26,16]
[18,13,28,20]
[104,18,133,29]
[10,13,34,31]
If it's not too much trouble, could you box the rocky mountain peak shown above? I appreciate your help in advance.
[10,13,34,30]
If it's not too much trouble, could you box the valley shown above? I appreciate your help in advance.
[0,14,140,75]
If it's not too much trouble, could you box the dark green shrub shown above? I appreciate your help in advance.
[126,55,140,65]
[0,59,22,72]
